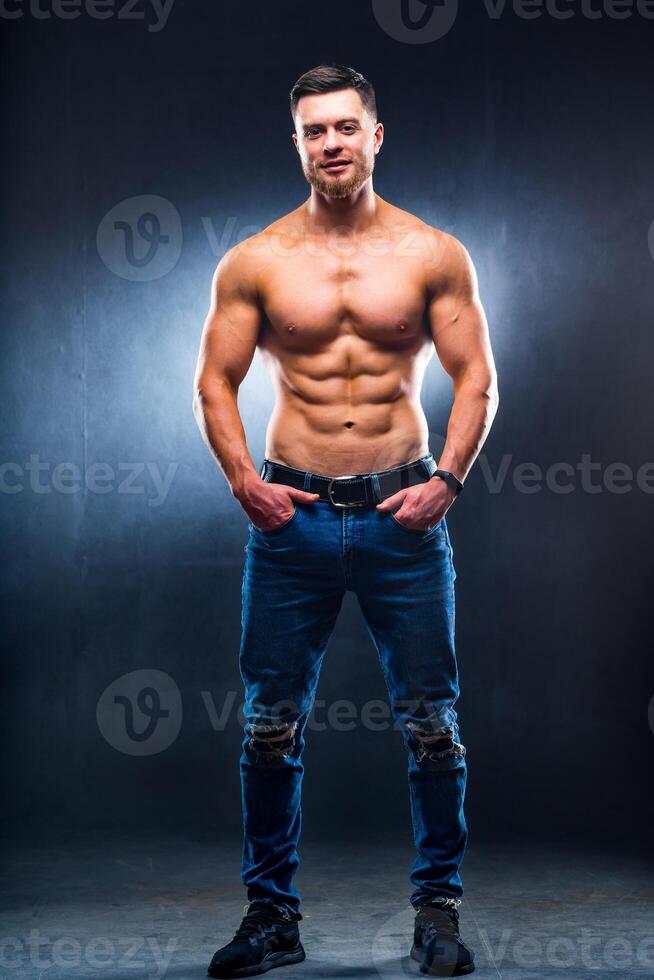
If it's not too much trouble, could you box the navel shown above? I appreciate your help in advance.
[344,421,355,429]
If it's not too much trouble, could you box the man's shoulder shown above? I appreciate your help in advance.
[218,208,304,268]
[379,200,468,266]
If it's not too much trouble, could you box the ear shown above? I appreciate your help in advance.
[373,122,384,154]
[291,131,299,154]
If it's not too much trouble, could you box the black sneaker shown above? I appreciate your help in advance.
[207,902,305,978]
[411,902,475,976]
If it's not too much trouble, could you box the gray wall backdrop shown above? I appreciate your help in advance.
[1,1,653,845]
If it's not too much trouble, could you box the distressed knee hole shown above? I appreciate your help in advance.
[246,720,298,762]
[406,722,465,764]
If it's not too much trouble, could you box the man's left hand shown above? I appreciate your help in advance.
[375,477,456,531]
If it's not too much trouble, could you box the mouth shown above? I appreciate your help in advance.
[321,160,351,173]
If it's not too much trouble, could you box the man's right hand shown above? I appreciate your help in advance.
[238,478,320,533]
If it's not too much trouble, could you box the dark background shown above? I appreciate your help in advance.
[1,1,653,849]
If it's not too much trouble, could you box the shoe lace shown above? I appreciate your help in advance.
[235,904,290,939]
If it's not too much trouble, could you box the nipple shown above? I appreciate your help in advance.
[397,321,407,332]
[287,323,296,333]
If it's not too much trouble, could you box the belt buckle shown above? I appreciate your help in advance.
[327,475,366,508]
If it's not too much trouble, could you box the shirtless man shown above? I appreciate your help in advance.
[193,64,499,979]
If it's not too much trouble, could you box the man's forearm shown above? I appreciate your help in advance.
[193,379,260,501]
[436,378,499,484]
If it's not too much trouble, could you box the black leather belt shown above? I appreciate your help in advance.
[260,455,438,508]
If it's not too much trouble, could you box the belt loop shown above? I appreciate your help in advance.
[423,454,437,478]
[303,471,313,491]
[370,473,382,503]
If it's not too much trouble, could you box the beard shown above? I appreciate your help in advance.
[304,155,374,199]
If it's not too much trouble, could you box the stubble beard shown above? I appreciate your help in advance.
[305,156,374,199]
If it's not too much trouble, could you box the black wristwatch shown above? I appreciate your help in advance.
[431,469,464,496]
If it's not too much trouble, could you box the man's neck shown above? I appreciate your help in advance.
[304,181,379,234]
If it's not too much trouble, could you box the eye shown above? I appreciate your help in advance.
[304,129,320,139]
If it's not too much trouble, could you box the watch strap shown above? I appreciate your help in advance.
[432,469,464,496]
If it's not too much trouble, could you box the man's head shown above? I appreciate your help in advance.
[290,64,383,199]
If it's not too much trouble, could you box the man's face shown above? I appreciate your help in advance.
[292,88,383,199]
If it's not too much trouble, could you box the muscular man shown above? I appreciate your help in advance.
[193,64,499,979]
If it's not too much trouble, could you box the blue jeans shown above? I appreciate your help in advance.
[239,453,467,915]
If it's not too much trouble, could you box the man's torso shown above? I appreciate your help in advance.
[246,197,449,477]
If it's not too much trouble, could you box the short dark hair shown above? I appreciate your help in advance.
[289,64,377,122]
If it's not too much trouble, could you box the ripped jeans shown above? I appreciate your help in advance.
[238,457,467,915]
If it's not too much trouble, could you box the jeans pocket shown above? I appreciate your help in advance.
[388,511,441,536]
[251,504,299,536]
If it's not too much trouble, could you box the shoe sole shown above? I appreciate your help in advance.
[410,943,475,976]
[208,943,306,978]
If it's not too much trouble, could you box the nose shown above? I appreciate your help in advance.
[323,128,343,155]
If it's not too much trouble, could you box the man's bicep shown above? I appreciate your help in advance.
[194,249,262,395]
[429,294,496,390]
[427,240,497,392]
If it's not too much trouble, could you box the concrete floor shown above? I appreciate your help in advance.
[1,836,652,979]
